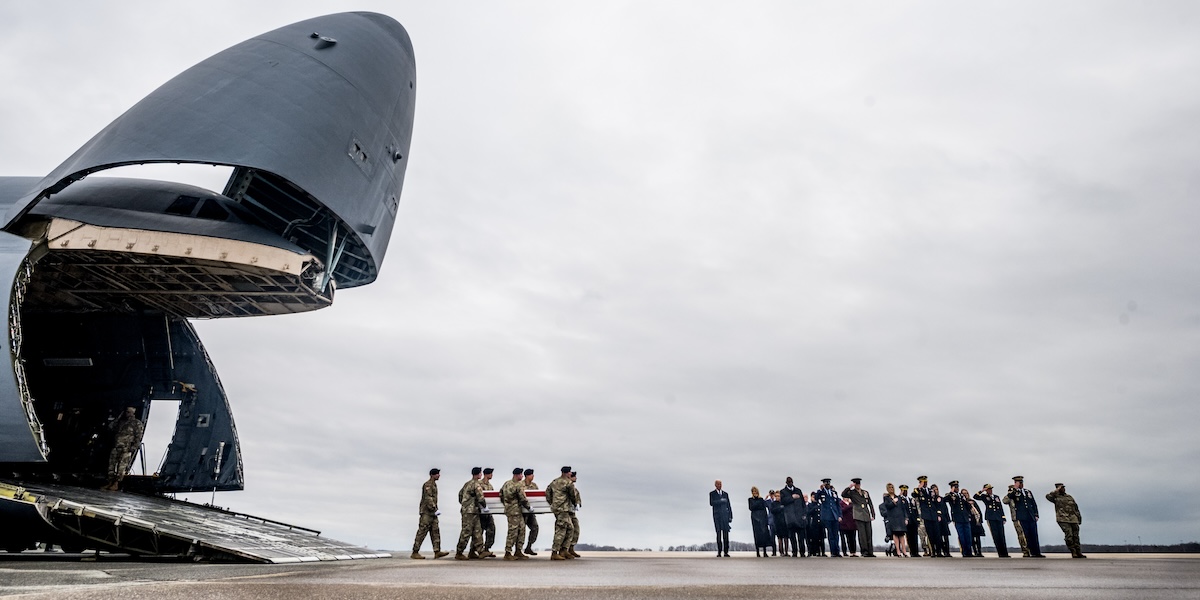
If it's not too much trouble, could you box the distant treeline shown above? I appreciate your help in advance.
[574,544,654,552]
[659,541,1200,553]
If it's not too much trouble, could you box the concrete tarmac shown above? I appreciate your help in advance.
[2,552,1198,599]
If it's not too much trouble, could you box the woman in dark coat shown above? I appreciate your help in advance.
[838,497,858,556]
[882,483,910,557]
[806,492,826,557]
[748,487,773,557]
[769,490,789,557]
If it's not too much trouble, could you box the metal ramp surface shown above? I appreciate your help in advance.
[2,481,390,563]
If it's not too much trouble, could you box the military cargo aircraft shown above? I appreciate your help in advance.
[0,12,415,562]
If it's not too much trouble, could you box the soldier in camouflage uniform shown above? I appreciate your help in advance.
[1003,485,1030,556]
[546,466,577,561]
[479,468,496,554]
[103,407,144,491]
[456,467,492,559]
[500,467,530,560]
[411,468,450,559]
[567,471,582,558]
[522,468,540,555]
[1046,483,1086,558]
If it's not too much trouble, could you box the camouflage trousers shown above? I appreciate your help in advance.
[107,444,135,484]
[480,513,496,550]
[917,520,930,554]
[569,512,580,545]
[457,512,483,554]
[551,510,575,553]
[1057,521,1082,556]
[504,512,526,553]
[413,513,441,552]
[1013,518,1029,556]
[524,513,539,547]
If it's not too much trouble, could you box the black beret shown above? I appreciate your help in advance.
[570,471,577,477]
[524,469,534,476]
[429,468,440,475]
[483,468,494,474]
[471,467,482,475]
[513,467,524,475]
[561,465,572,473]
[850,478,862,484]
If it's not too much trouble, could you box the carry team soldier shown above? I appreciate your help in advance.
[973,484,1010,557]
[1046,483,1086,558]
[546,466,577,560]
[1007,475,1045,557]
[499,467,530,560]
[522,468,540,556]
[567,471,582,558]
[455,467,492,560]
[479,468,497,555]
[411,468,450,559]
[911,476,944,557]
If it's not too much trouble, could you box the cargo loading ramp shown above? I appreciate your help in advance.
[2,481,390,563]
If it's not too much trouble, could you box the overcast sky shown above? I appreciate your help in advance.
[3,1,1198,551]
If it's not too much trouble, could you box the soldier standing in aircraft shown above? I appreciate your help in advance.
[500,467,530,560]
[974,484,1010,557]
[1007,476,1045,557]
[479,467,497,555]
[411,468,450,559]
[102,407,145,491]
[1046,483,1086,558]
[522,468,540,556]
[547,466,576,561]
[456,467,491,560]
[567,471,582,558]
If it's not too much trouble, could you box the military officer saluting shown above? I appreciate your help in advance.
[411,468,450,559]
[1003,484,1031,556]
[973,484,1010,557]
[911,476,944,557]
[500,467,530,560]
[1007,476,1045,557]
[1046,483,1086,558]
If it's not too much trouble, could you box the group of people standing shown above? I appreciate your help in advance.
[412,466,583,561]
[713,475,1086,559]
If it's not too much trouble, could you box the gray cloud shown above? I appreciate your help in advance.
[3,1,1198,550]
